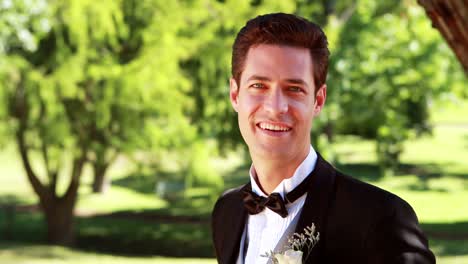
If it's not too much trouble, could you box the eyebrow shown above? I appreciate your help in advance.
[284,78,308,86]
[246,75,271,82]
[246,75,309,87]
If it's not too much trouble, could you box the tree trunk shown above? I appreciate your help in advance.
[92,162,110,193]
[16,123,84,246]
[13,75,86,247]
[41,196,76,246]
[324,122,334,143]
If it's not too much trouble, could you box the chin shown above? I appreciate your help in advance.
[251,145,293,159]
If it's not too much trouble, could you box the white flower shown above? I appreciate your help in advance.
[274,249,303,264]
[262,224,319,264]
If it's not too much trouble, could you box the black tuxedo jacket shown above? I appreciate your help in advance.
[212,154,436,264]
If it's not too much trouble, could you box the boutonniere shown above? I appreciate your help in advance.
[262,224,319,264]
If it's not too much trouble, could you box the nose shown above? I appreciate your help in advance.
[263,87,288,115]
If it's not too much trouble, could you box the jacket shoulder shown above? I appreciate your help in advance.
[328,170,435,263]
[212,184,246,220]
[334,170,412,215]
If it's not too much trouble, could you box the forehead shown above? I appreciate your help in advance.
[241,44,314,84]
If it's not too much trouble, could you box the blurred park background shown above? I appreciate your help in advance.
[0,0,467,263]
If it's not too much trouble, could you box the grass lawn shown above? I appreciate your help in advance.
[1,241,467,264]
[0,242,216,264]
[332,125,468,224]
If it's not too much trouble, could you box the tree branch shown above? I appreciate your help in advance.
[16,118,47,199]
[63,146,87,204]
[11,80,49,200]
[338,2,357,24]
[37,92,59,194]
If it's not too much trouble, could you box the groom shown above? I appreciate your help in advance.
[212,13,435,264]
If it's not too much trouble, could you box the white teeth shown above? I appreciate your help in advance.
[259,123,290,131]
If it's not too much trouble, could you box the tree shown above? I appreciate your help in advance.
[0,0,197,245]
[83,0,198,193]
[325,0,465,172]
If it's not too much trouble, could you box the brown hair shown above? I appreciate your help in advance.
[232,13,330,92]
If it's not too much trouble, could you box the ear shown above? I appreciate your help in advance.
[313,84,326,116]
[230,78,240,112]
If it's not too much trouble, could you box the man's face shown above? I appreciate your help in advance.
[230,44,326,162]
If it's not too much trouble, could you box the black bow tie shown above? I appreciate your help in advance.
[242,171,314,218]
[242,191,288,218]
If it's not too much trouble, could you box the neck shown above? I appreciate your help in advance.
[251,148,309,195]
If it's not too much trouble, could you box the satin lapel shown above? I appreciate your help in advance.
[220,184,249,264]
[294,154,336,263]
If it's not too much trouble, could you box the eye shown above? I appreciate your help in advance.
[287,86,303,92]
[250,83,265,89]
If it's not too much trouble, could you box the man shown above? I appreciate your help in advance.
[212,13,435,264]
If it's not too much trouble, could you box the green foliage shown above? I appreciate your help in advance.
[0,0,51,53]
[324,0,466,171]
[184,141,223,190]
[0,0,199,188]
[0,0,206,243]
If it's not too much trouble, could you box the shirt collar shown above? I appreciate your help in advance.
[249,145,318,198]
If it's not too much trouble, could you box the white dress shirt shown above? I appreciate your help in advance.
[238,146,318,264]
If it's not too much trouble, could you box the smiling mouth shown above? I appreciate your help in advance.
[258,122,292,132]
